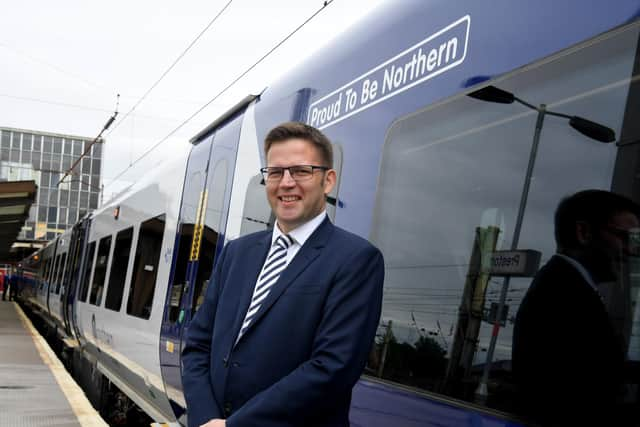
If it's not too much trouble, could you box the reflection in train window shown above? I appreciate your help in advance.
[167,167,204,323]
[49,254,62,293]
[168,223,192,323]
[66,236,83,299]
[105,227,134,311]
[127,215,166,319]
[79,241,96,302]
[192,160,227,316]
[60,244,76,300]
[368,23,639,417]
[90,236,112,306]
[55,253,67,294]
[50,254,60,294]
[239,174,272,236]
[42,258,51,292]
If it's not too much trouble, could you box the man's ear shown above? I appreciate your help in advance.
[323,169,337,195]
[575,221,592,245]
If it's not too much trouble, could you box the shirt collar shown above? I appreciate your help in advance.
[555,253,600,295]
[273,211,327,247]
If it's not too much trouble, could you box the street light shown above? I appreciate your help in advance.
[467,86,615,143]
[467,85,616,401]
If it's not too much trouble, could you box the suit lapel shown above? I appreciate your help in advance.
[229,232,271,345]
[238,218,334,341]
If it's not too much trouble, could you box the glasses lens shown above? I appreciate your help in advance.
[628,228,640,256]
[290,166,314,181]
[263,167,283,181]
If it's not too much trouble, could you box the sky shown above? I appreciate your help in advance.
[1,0,385,201]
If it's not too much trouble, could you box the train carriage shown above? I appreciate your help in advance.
[18,1,640,425]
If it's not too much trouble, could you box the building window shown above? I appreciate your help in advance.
[22,133,32,151]
[31,152,41,170]
[53,137,62,154]
[33,135,42,152]
[1,131,10,149]
[92,159,101,175]
[92,143,102,157]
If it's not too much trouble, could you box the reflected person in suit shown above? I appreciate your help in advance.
[182,122,385,427]
[512,189,639,426]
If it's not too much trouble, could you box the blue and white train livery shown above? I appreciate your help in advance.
[16,1,640,425]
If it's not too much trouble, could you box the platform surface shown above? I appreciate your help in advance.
[0,300,107,427]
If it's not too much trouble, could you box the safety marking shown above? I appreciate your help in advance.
[14,302,109,427]
[189,190,208,261]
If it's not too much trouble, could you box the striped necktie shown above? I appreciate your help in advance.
[236,234,294,343]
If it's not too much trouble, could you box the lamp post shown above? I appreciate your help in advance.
[467,85,616,401]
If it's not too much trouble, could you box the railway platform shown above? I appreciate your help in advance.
[0,300,107,427]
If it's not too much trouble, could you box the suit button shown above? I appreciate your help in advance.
[224,402,232,416]
[232,362,239,368]
[223,357,228,367]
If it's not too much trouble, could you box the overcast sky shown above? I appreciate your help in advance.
[1,0,385,201]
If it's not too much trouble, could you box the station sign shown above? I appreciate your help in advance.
[489,250,541,277]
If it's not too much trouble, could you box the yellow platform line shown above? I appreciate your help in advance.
[13,302,109,427]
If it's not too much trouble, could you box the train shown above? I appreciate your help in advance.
[13,0,640,425]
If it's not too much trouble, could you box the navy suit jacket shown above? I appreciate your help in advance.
[512,255,625,425]
[182,218,384,427]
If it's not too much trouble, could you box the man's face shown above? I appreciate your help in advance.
[265,138,336,233]
[586,210,640,281]
[600,211,640,261]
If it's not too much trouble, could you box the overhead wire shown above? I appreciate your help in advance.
[106,0,235,137]
[0,93,196,122]
[104,0,336,190]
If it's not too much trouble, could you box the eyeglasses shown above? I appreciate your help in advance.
[604,226,640,247]
[260,165,329,182]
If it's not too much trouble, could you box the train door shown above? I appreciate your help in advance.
[46,240,60,315]
[62,220,88,338]
[159,132,214,406]
[160,111,243,417]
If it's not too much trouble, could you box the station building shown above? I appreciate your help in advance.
[0,127,103,243]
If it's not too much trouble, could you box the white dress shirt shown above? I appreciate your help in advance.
[555,253,602,298]
[271,210,327,266]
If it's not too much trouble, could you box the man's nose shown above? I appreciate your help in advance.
[279,169,296,186]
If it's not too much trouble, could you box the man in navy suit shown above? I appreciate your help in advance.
[513,190,639,426]
[182,122,384,427]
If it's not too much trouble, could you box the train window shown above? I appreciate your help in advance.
[40,258,49,292]
[79,241,96,302]
[369,23,640,418]
[167,165,205,324]
[168,222,193,323]
[55,253,67,294]
[127,215,166,319]
[90,236,112,306]
[50,255,61,294]
[105,227,133,311]
[239,174,272,236]
[42,258,51,286]
[60,247,75,299]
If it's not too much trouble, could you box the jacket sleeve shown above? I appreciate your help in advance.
[181,243,229,427]
[227,245,385,427]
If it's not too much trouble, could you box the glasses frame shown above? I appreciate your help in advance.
[260,165,330,183]
[605,226,640,243]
